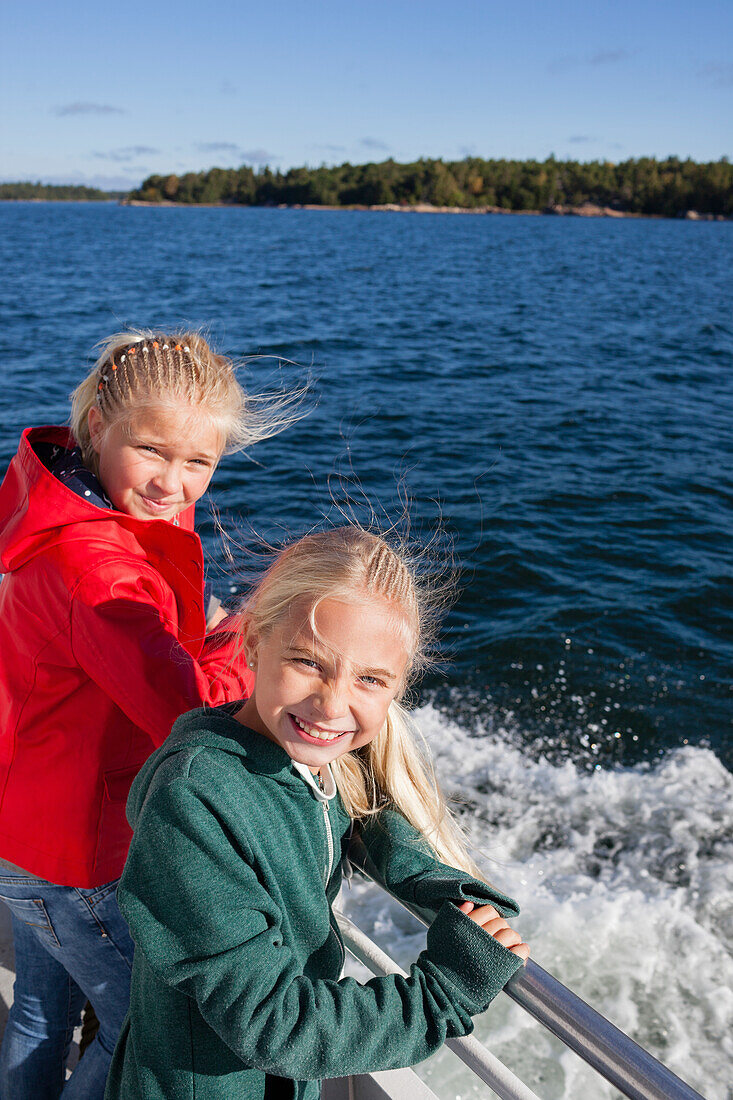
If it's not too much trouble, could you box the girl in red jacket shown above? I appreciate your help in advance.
[0,330,288,1100]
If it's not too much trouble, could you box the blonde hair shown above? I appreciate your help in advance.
[70,328,300,473]
[243,526,481,877]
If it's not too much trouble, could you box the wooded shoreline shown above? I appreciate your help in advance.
[128,156,733,219]
[3,155,732,218]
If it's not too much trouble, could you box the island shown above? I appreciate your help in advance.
[124,156,732,219]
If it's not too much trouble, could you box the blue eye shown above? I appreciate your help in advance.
[294,657,320,670]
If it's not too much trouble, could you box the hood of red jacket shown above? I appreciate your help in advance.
[0,426,197,574]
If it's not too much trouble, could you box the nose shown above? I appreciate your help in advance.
[313,677,347,720]
[152,462,182,496]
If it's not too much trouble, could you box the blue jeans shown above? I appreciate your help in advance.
[0,868,134,1100]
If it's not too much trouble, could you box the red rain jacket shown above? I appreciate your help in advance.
[0,426,253,887]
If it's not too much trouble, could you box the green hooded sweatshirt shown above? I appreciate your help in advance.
[105,704,523,1100]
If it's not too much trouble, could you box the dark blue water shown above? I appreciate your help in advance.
[3,203,733,1097]
[1,203,731,769]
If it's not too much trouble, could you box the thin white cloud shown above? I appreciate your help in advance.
[194,143,277,164]
[93,146,159,162]
[196,141,241,153]
[53,102,124,117]
[360,137,390,152]
[697,62,733,88]
[239,148,278,164]
[589,49,630,66]
[548,49,632,74]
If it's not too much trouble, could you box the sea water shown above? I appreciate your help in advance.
[344,705,733,1098]
[0,203,730,1098]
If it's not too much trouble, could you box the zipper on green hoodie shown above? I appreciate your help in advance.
[322,799,334,884]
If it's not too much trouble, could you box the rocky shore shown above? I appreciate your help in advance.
[121,198,729,219]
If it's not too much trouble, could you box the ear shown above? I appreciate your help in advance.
[87,406,106,454]
[240,617,260,669]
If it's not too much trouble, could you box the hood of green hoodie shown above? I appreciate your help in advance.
[127,703,310,829]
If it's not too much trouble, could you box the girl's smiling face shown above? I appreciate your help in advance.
[88,403,222,521]
[236,596,411,772]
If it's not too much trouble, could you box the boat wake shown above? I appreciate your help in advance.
[341,703,733,1100]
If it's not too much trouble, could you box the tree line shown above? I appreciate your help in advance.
[128,156,733,217]
[0,182,124,201]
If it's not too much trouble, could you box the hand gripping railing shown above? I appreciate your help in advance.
[347,839,707,1100]
[336,910,541,1100]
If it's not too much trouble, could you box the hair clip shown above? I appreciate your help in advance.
[152,341,159,350]
[120,354,126,363]
[174,344,182,351]
[162,344,169,350]
[128,346,136,355]
[142,345,149,354]
[183,346,190,353]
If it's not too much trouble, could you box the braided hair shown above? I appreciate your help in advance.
[70,328,300,474]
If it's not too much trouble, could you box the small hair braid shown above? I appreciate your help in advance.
[167,341,184,395]
[366,541,416,615]
[97,346,125,413]
[120,347,135,397]
[185,344,197,398]
[171,343,181,384]
[96,348,124,413]
[150,340,165,392]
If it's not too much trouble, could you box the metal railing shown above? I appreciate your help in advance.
[337,910,541,1100]
[347,839,707,1100]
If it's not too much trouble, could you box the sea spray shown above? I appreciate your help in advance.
[341,703,733,1100]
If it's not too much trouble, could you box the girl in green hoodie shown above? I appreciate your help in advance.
[106,526,529,1100]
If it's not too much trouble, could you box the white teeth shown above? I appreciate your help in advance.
[292,716,345,741]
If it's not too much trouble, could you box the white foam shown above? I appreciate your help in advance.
[341,703,733,1099]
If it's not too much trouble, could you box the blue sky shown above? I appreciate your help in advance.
[2,0,731,189]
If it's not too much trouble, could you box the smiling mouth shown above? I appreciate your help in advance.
[139,495,178,511]
[289,715,352,743]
